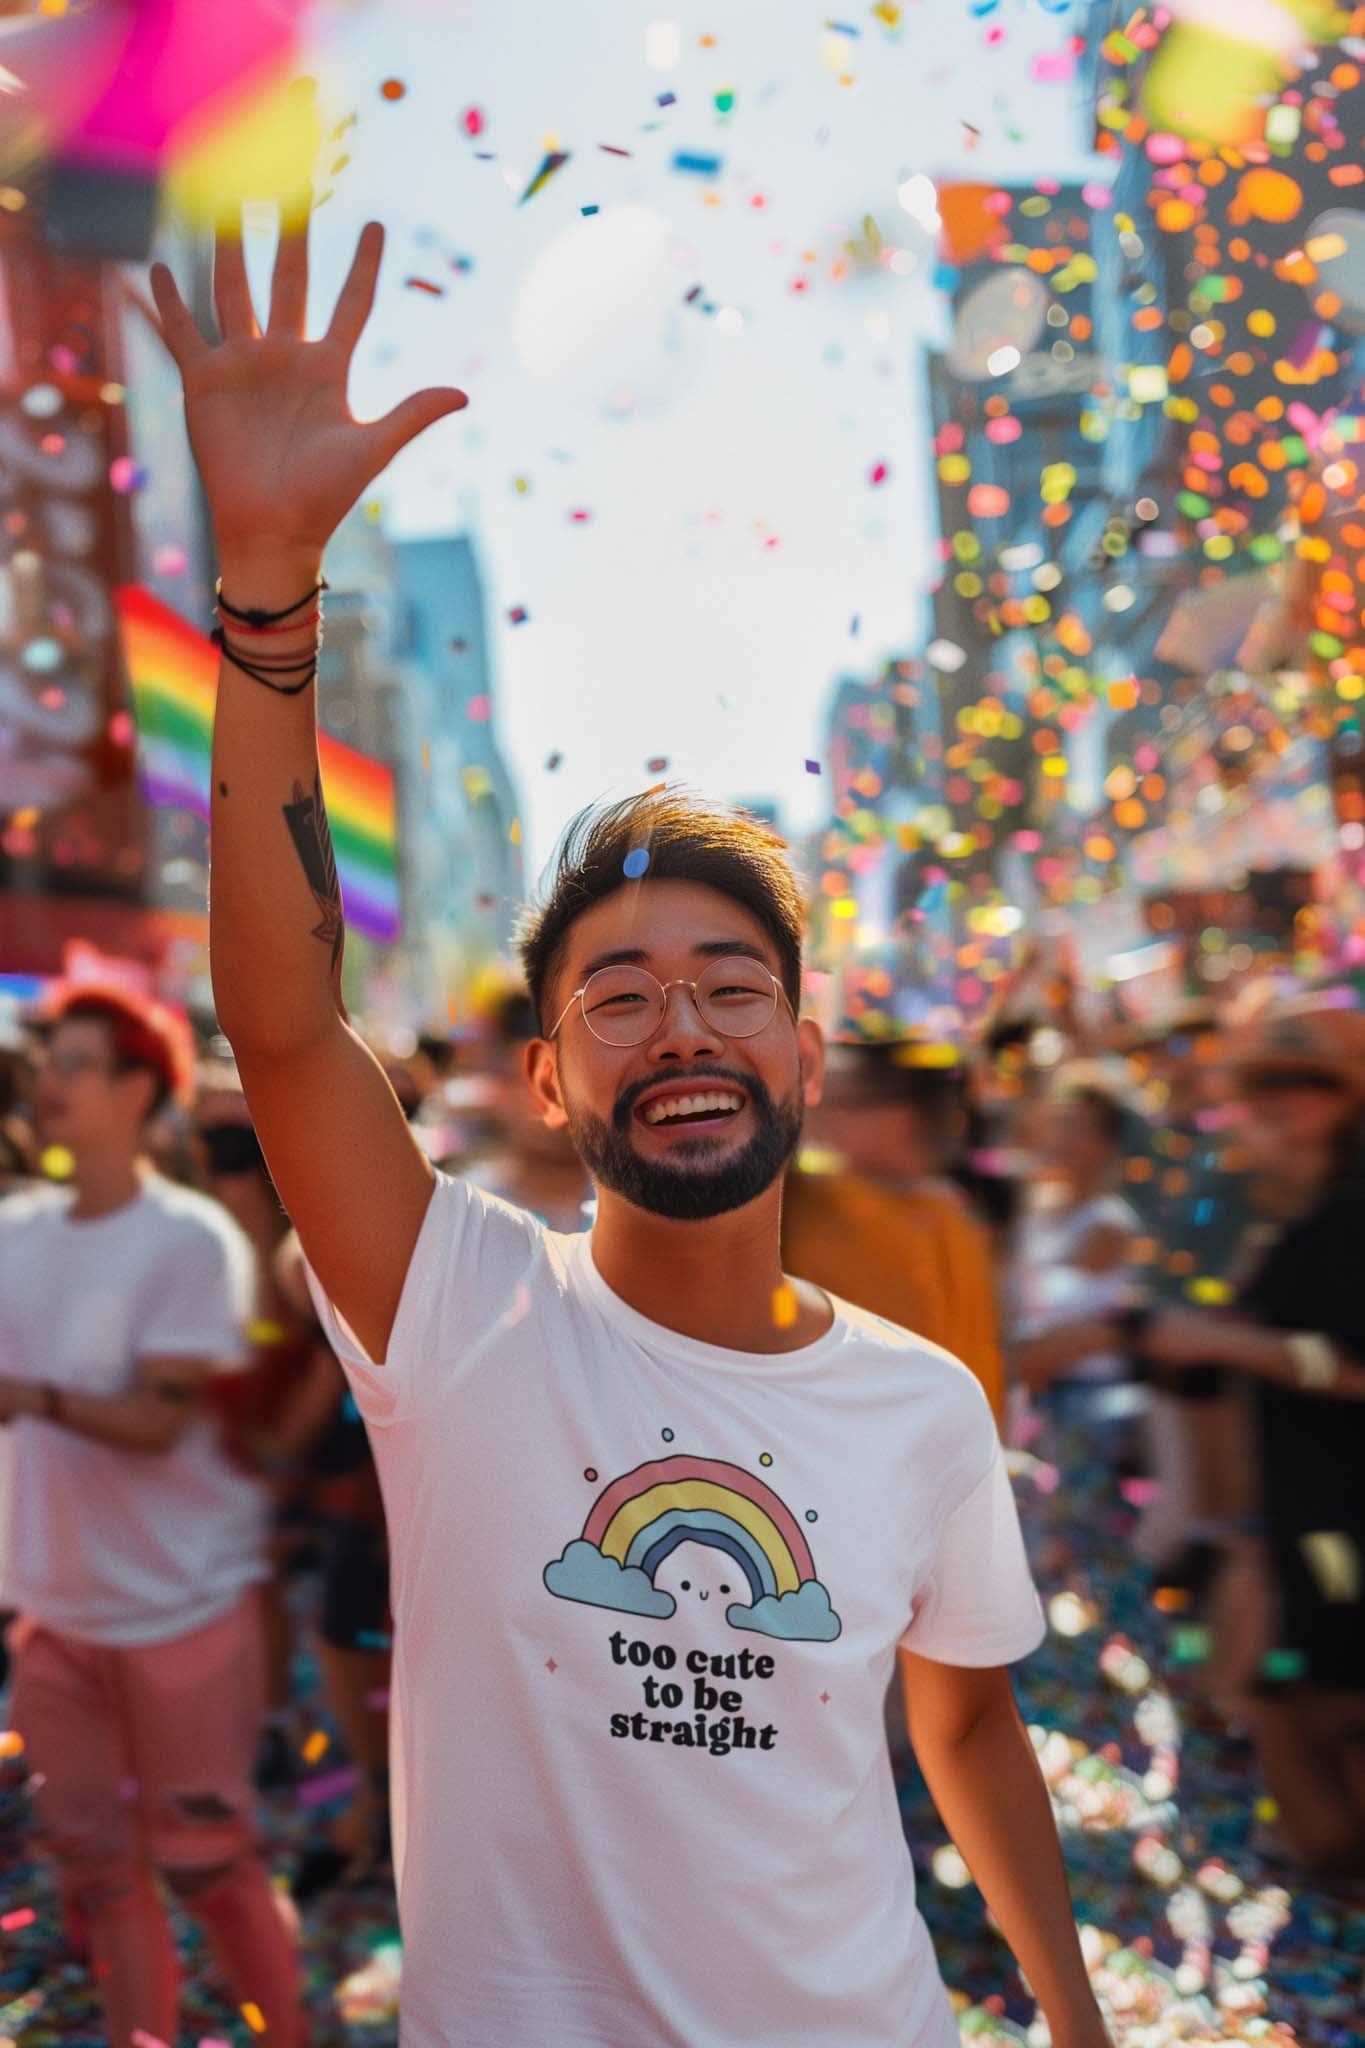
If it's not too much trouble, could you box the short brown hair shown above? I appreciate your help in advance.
[517,788,806,1032]
[45,986,194,1121]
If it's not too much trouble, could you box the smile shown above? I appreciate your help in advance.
[637,1089,746,1128]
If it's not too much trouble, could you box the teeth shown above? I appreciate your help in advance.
[643,1091,743,1124]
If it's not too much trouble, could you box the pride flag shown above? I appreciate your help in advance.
[116,585,401,943]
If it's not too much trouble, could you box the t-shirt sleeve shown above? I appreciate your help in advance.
[900,1439,1046,1666]
[139,1211,256,1369]
[301,1169,544,1427]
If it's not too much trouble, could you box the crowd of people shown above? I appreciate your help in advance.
[2,955,1364,2041]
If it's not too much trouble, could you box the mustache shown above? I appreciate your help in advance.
[612,1064,763,1132]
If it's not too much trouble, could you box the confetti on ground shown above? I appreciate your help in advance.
[507,606,529,625]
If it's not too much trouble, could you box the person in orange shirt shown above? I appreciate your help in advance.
[782,1041,1004,1425]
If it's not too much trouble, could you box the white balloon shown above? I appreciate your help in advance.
[513,204,702,418]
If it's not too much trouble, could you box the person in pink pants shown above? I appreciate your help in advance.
[0,986,305,2048]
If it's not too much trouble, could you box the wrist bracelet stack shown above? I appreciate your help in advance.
[212,575,328,696]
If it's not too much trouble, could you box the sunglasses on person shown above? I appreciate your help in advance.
[548,954,796,1048]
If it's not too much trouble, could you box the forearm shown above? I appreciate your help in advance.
[1014,1319,1116,1390]
[914,1696,1102,2030]
[209,543,346,1053]
[11,1381,183,1454]
[1204,1320,1365,1397]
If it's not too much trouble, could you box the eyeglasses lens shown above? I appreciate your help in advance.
[581,957,778,1046]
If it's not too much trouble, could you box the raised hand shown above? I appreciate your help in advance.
[149,214,466,561]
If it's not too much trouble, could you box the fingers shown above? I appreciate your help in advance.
[364,386,468,473]
[268,215,310,336]
[213,224,259,341]
[148,264,209,370]
[325,220,385,357]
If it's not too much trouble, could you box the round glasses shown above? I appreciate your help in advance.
[549,954,795,1048]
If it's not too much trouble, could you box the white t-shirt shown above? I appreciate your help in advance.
[1012,1191,1139,1384]
[304,1172,1045,2048]
[0,1174,269,1646]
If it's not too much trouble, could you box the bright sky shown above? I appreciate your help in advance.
[283,0,1098,878]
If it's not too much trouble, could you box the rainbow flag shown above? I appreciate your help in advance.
[116,584,401,943]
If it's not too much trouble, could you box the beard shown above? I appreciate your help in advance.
[566,1063,805,1222]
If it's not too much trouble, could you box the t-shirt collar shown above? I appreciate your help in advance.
[566,1228,847,1376]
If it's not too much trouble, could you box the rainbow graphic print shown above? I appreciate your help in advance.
[115,584,401,943]
[544,1454,841,1642]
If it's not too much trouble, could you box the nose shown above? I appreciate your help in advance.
[700,1590,709,1601]
[645,982,724,1064]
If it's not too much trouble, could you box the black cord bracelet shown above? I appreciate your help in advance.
[213,630,319,696]
[215,574,329,628]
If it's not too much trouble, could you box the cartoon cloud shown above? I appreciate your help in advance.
[727,1581,842,1643]
[543,1539,677,1618]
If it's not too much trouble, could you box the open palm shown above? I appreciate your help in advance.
[149,215,466,556]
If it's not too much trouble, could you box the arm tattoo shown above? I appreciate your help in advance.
[283,771,345,972]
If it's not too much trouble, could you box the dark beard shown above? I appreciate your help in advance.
[567,1063,805,1222]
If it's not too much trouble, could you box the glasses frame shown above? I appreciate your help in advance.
[548,956,798,1047]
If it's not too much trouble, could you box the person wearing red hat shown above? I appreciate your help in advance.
[1139,999,1365,1881]
[0,986,306,2047]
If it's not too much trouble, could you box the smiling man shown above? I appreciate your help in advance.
[149,213,1111,2048]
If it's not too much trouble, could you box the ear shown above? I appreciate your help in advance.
[798,1017,825,1110]
[525,1037,569,1131]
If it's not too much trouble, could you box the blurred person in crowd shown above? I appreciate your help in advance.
[1009,1079,1142,1468]
[0,986,304,2048]
[270,1226,394,1898]
[194,1063,394,1891]
[1139,1000,1365,1879]
[782,1039,1004,1423]
[460,985,592,1230]
[1118,1004,1256,1592]
[190,1062,339,1790]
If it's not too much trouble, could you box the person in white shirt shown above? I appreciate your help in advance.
[0,986,305,2048]
[146,210,1113,2048]
[1010,1083,1142,1462]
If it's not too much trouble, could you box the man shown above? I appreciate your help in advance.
[148,212,1110,2048]
[0,986,303,2048]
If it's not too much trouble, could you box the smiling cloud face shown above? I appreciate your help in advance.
[543,1539,677,1619]
[650,1540,745,1616]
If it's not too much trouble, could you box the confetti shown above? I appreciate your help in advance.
[507,605,529,625]
[519,151,571,205]
[671,150,723,177]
